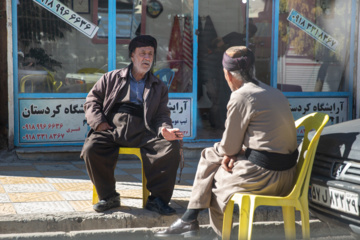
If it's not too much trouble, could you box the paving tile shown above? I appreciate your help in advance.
[115,182,142,190]
[117,160,139,164]
[0,193,10,203]
[131,174,142,181]
[172,188,192,198]
[179,167,197,174]
[35,164,79,171]
[69,200,93,212]
[59,191,92,201]
[8,192,64,202]
[72,163,87,170]
[184,179,194,185]
[0,203,16,215]
[184,161,199,168]
[115,163,142,169]
[0,176,48,185]
[46,176,91,183]
[13,201,75,214]
[120,198,142,208]
[0,166,37,171]
[33,162,68,165]
[0,171,42,177]
[172,199,190,209]
[40,170,86,177]
[113,168,128,175]
[169,200,184,209]
[0,162,32,167]
[118,189,142,199]
[52,182,93,191]
[122,168,141,174]
[3,183,56,193]
[115,175,141,183]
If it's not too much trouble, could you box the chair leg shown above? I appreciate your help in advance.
[142,167,149,208]
[246,197,256,240]
[300,205,310,240]
[92,185,99,205]
[222,200,235,240]
[239,196,251,240]
[133,150,150,208]
[282,206,296,240]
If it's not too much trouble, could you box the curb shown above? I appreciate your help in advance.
[0,220,354,240]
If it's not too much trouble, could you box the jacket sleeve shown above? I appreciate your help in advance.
[84,74,109,131]
[154,83,173,137]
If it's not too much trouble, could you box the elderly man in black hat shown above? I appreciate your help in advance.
[155,46,298,238]
[81,35,183,215]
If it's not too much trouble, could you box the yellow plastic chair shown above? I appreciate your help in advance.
[92,147,150,208]
[222,112,329,240]
[20,74,53,93]
[41,67,63,93]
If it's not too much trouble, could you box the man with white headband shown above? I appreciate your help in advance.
[155,46,298,238]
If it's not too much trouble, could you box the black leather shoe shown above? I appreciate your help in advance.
[145,197,176,215]
[154,218,199,238]
[93,192,120,212]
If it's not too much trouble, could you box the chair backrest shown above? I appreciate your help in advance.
[20,74,53,93]
[154,68,175,90]
[288,112,329,199]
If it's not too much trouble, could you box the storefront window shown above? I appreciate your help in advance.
[143,1,193,94]
[250,0,273,86]
[197,1,248,139]
[17,0,108,94]
[278,0,352,92]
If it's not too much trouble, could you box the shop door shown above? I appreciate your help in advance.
[196,0,273,139]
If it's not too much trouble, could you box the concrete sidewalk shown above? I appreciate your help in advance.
[0,147,355,239]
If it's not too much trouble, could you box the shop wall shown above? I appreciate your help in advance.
[0,0,8,139]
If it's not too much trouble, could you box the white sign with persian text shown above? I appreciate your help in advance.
[168,98,192,137]
[289,98,348,133]
[19,99,88,143]
[32,0,98,38]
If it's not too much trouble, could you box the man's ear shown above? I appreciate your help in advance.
[224,69,233,83]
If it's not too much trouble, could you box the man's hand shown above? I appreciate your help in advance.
[95,122,113,132]
[161,127,184,141]
[221,155,236,172]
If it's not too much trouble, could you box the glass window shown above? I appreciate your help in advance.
[93,0,142,43]
[250,0,273,86]
[197,1,249,139]
[142,1,193,94]
[17,0,108,93]
[278,0,353,92]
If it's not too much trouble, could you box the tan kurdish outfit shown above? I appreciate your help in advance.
[188,81,298,235]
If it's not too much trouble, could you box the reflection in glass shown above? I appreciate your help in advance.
[278,0,352,92]
[17,0,108,93]
[197,1,248,139]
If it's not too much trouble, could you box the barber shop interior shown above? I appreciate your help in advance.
[10,0,359,148]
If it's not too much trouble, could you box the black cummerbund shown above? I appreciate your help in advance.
[111,102,144,118]
[245,148,299,171]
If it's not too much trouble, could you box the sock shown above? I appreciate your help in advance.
[181,209,203,222]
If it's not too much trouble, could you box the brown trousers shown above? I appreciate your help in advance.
[81,112,181,203]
